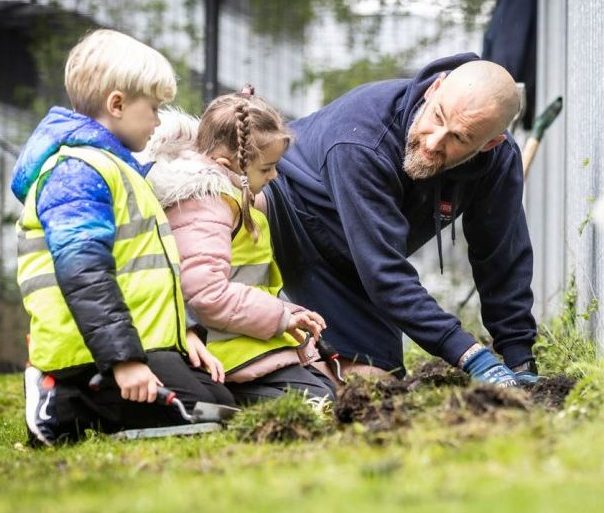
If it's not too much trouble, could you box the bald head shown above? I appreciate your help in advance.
[403,60,520,180]
[439,60,520,137]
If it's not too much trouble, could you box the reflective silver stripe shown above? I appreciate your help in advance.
[95,149,143,223]
[19,273,58,296]
[117,168,143,222]
[17,233,48,255]
[172,263,180,277]
[158,222,172,237]
[116,254,171,275]
[20,257,178,295]
[206,328,240,342]
[18,217,160,255]
[115,217,156,240]
[229,263,270,286]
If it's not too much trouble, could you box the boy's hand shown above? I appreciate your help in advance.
[186,330,225,383]
[287,310,326,343]
[113,361,163,403]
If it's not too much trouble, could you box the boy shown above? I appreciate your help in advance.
[12,29,234,446]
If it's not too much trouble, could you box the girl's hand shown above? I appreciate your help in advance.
[186,329,225,383]
[286,310,326,343]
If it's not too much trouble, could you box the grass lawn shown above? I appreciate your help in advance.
[1,312,604,513]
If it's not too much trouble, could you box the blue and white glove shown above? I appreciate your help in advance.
[511,360,539,385]
[461,348,518,388]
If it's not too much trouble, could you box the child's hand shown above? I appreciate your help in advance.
[113,361,163,403]
[287,310,326,343]
[186,330,225,383]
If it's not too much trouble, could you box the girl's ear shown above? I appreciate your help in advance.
[215,156,233,169]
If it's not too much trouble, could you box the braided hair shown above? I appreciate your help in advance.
[233,99,257,238]
[196,85,290,242]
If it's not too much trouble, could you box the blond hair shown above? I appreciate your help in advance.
[197,90,290,240]
[65,29,177,117]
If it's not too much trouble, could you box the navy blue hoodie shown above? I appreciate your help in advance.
[272,53,536,371]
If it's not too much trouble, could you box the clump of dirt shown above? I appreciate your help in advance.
[335,366,578,433]
[334,376,410,431]
[525,374,577,410]
[447,384,530,417]
[229,392,333,443]
[405,359,470,390]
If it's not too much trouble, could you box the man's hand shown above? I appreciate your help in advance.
[113,361,163,403]
[511,360,539,385]
[459,346,518,388]
[186,329,225,383]
[287,310,326,343]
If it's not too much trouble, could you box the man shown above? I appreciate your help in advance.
[265,53,538,385]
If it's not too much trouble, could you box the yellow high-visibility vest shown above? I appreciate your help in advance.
[16,145,187,372]
[206,190,299,374]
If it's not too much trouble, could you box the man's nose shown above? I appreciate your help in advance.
[425,128,446,152]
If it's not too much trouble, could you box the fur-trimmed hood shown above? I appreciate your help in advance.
[139,108,232,208]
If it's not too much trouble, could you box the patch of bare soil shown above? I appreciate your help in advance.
[335,366,578,432]
[449,385,531,416]
[334,376,410,431]
[525,374,577,410]
[405,359,470,390]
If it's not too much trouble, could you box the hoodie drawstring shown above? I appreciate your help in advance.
[433,179,444,274]
[450,182,460,245]
[433,181,461,274]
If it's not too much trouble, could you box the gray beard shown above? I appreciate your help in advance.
[403,106,481,180]
[403,105,445,181]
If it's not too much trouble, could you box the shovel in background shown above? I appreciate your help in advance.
[89,373,240,440]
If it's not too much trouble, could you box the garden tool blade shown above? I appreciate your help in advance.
[190,402,240,422]
[112,422,222,440]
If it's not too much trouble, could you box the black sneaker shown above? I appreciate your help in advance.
[24,366,59,447]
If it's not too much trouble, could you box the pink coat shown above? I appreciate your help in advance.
[142,109,318,380]
[166,195,292,338]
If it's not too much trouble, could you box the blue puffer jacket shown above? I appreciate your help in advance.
[12,107,154,373]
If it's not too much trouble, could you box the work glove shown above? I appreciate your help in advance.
[511,360,539,385]
[461,348,518,388]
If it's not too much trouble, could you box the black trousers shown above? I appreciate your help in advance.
[40,351,235,441]
[226,364,336,405]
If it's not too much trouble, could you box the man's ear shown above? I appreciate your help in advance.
[105,90,126,119]
[424,72,446,101]
[480,133,507,152]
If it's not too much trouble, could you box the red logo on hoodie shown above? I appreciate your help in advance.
[439,201,453,221]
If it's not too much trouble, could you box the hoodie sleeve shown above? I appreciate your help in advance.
[324,143,476,366]
[462,143,537,368]
[36,158,147,373]
[167,196,291,340]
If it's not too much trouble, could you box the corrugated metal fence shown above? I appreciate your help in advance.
[527,0,604,349]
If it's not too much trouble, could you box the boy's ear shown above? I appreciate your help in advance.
[105,90,126,118]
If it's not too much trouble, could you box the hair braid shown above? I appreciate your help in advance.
[234,101,258,240]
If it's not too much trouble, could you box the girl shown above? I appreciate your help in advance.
[143,87,336,405]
